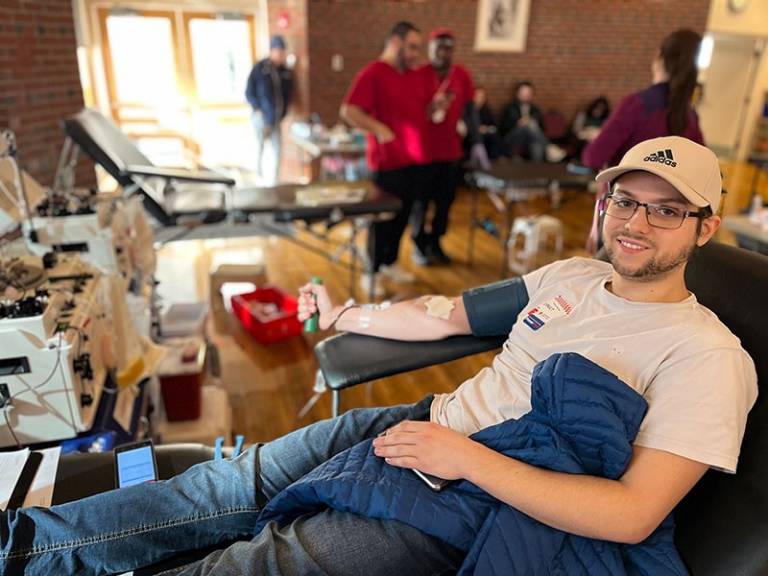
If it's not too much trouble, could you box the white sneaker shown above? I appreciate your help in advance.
[378,263,415,284]
[546,144,567,162]
[359,273,385,297]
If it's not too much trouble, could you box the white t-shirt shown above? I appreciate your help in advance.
[430,258,758,473]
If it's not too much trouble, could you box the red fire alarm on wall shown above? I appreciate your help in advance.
[277,11,290,29]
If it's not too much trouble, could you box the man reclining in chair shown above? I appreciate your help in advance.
[0,136,757,575]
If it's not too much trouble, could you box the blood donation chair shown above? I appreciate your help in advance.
[312,241,768,576]
[52,242,768,575]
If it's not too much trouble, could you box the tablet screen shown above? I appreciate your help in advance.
[116,445,156,488]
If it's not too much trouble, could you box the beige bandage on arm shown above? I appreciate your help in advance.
[423,295,455,320]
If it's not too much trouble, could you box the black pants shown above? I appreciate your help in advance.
[369,165,428,271]
[410,161,460,249]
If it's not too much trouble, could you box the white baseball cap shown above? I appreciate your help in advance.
[595,136,722,213]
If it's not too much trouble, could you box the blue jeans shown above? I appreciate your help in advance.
[0,397,461,575]
[252,112,281,185]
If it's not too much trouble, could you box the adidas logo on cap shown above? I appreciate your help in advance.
[594,136,722,213]
[644,149,677,167]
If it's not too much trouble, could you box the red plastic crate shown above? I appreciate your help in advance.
[230,286,302,345]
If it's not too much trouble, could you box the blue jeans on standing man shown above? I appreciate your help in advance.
[252,111,282,185]
[0,396,463,575]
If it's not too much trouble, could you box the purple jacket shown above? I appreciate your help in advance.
[582,82,704,169]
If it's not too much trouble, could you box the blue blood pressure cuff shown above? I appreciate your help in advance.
[462,277,530,337]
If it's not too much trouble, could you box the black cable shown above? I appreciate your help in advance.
[326,304,359,331]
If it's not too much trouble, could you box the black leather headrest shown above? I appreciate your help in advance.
[675,242,768,575]
[62,108,173,224]
[684,242,767,383]
[62,108,154,182]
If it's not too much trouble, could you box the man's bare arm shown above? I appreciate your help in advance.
[465,443,707,544]
[374,423,708,544]
[340,104,395,143]
[334,296,470,340]
[298,284,471,341]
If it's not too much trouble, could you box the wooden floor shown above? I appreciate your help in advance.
[154,160,765,444]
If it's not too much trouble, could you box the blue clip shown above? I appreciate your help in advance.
[233,434,244,458]
[214,436,224,461]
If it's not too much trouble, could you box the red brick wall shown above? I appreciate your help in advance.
[268,0,310,116]
[0,0,94,187]
[308,0,710,127]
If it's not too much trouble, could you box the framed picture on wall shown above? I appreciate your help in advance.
[474,0,531,52]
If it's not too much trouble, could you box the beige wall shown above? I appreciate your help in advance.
[706,0,768,160]
[707,0,768,36]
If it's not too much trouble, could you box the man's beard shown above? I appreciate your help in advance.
[605,233,698,282]
[432,57,450,72]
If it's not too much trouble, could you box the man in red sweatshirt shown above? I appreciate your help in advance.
[341,21,429,295]
[413,28,485,265]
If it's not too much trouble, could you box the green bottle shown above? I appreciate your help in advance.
[303,276,323,333]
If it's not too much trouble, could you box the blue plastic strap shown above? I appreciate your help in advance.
[214,436,224,461]
[233,435,244,458]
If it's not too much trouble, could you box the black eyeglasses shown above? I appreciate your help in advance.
[604,194,710,230]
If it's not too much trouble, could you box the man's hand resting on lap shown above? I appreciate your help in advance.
[373,420,482,480]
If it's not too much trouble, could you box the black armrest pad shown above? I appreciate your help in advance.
[122,164,236,186]
[315,333,505,391]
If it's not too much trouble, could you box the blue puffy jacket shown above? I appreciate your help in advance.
[255,353,689,575]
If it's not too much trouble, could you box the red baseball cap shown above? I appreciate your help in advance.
[430,27,455,40]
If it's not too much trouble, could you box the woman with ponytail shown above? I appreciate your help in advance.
[582,29,704,252]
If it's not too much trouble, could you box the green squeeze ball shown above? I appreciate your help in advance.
[303,276,323,333]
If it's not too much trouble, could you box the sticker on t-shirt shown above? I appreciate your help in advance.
[523,295,574,331]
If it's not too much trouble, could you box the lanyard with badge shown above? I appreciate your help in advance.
[430,67,454,124]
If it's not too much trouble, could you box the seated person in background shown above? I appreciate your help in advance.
[0,137,756,576]
[501,81,565,162]
[572,95,611,157]
[468,86,504,160]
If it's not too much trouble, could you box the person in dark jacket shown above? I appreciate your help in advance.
[471,86,504,160]
[572,96,611,157]
[500,81,548,160]
[245,35,294,184]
